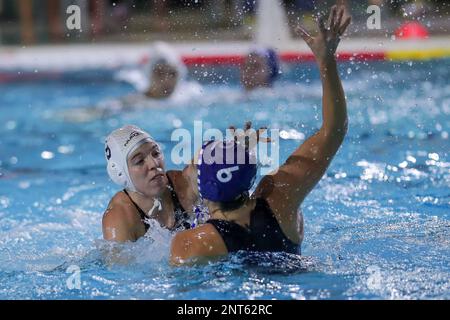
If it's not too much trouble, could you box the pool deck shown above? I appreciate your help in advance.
[0,36,449,72]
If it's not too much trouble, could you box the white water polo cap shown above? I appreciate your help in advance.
[105,125,156,192]
[145,42,187,85]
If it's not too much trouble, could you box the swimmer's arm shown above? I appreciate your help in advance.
[299,5,350,139]
[102,205,137,242]
[256,7,351,210]
[100,208,137,265]
[169,225,228,266]
[101,206,141,265]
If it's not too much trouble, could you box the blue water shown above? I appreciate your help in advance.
[0,59,449,299]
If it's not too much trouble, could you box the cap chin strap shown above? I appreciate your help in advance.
[147,198,162,217]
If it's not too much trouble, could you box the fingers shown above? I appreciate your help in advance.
[230,122,251,143]
[335,7,345,33]
[296,25,313,45]
[338,16,352,36]
[318,16,327,34]
[328,5,337,32]
[256,127,266,141]
[256,132,272,143]
[256,127,272,143]
[229,122,252,135]
[229,123,272,146]
[244,121,252,131]
[228,126,236,140]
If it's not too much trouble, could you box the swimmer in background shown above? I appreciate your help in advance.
[240,47,280,92]
[116,41,199,102]
[142,58,179,99]
[102,125,199,245]
[61,42,202,122]
[170,5,351,265]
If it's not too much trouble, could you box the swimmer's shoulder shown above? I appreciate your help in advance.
[102,191,143,241]
[253,179,303,245]
[104,192,139,220]
[170,223,228,265]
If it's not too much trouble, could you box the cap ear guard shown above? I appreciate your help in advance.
[107,160,127,187]
[105,141,129,188]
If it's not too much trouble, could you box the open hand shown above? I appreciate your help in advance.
[228,121,271,151]
[296,5,351,64]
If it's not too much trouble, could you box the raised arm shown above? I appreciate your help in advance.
[256,6,351,213]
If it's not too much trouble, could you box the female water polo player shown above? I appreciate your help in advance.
[61,42,202,122]
[115,41,202,103]
[170,5,351,265]
[102,125,198,242]
[135,41,187,99]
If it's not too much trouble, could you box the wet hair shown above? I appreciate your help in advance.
[218,192,249,212]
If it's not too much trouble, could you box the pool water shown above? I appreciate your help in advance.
[0,59,449,299]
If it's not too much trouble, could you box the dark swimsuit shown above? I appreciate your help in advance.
[123,175,191,232]
[207,198,299,254]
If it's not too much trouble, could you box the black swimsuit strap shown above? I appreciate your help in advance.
[123,174,190,233]
[123,189,150,231]
[166,174,191,230]
[166,174,186,214]
[207,219,253,251]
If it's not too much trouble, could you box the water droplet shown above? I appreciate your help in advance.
[107,119,119,127]
[0,197,10,209]
[406,156,416,163]
[58,145,75,154]
[6,121,17,130]
[172,119,182,128]
[398,161,408,168]
[41,151,55,160]
[19,181,31,189]
[428,153,439,161]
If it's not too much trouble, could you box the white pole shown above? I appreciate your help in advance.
[255,0,291,49]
